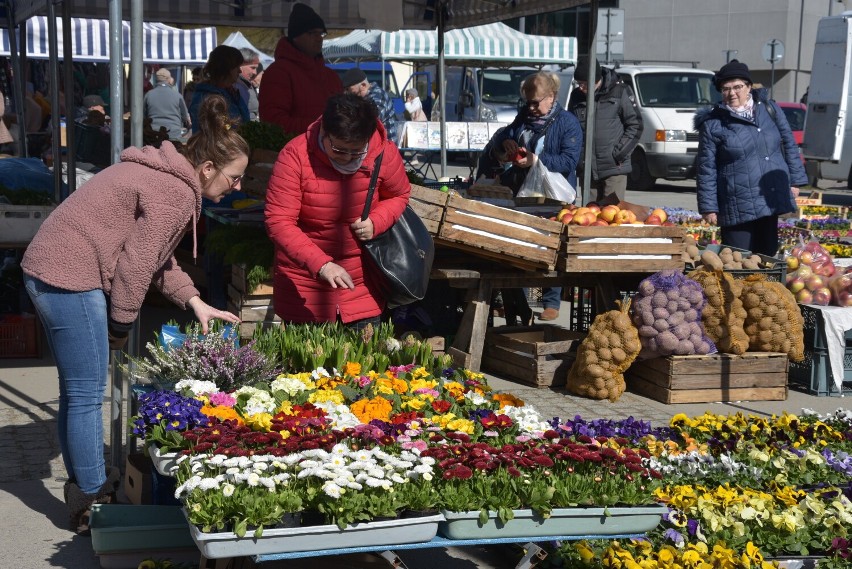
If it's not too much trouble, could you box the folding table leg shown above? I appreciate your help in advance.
[515,542,548,569]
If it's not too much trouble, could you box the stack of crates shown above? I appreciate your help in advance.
[788,305,852,396]
[564,286,595,332]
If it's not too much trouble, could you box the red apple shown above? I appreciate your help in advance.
[806,274,825,292]
[599,205,620,223]
[816,263,836,277]
[813,287,832,306]
[561,213,574,225]
[615,210,632,224]
[796,265,813,279]
[796,289,814,304]
[644,214,662,226]
[586,203,601,214]
[788,278,806,294]
[650,208,668,223]
[837,290,852,306]
[592,219,609,226]
[799,251,815,266]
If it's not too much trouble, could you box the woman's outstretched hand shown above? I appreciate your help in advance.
[188,296,240,334]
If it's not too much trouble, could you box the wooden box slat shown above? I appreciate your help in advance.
[409,185,447,236]
[558,224,686,273]
[483,325,584,388]
[437,194,563,270]
[626,352,788,404]
[231,264,274,296]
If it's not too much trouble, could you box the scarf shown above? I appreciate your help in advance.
[320,134,368,175]
[518,102,559,150]
[726,94,754,122]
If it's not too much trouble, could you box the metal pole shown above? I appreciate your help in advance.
[62,0,76,194]
[5,3,28,157]
[581,0,600,206]
[130,0,143,148]
[795,0,804,100]
[437,1,447,178]
[108,0,125,471]
[46,1,62,203]
[605,9,612,65]
[770,40,777,100]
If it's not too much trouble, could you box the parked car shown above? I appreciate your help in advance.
[777,101,807,145]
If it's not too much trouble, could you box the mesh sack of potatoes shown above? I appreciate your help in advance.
[740,274,805,361]
[630,269,716,358]
[686,267,750,355]
[566,299,641,402]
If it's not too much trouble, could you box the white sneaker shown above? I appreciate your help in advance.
[410,158,421,166]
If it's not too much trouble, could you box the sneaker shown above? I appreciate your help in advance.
[538,308,559,321]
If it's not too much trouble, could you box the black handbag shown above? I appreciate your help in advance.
[361,152,435,308]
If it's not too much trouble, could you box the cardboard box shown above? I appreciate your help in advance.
[627,352,788,404]
[124,453,153,506]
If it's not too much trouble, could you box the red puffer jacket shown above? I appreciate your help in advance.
[258,38,342,134]
[265,118,410,323]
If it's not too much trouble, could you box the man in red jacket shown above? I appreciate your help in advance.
[258,3,342,134]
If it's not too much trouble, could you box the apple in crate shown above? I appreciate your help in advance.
[649,208,668,223]
[586,202,601,214]
[599,205,620,223]
[644,214,663,226]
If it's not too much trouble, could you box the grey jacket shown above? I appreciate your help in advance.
[144,82,188,140]
[567,67,643,180]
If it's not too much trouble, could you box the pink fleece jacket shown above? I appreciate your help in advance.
[22,142,202,326]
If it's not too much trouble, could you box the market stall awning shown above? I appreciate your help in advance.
[2,0,585,31]
[324,22,577,66]
[0,15,216,63]
[222,31,273,69]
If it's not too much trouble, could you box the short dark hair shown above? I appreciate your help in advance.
[322,93,378,143]
[203,45,243,84]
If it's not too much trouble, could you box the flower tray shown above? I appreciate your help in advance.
[90,505,195,555]
[147,443,179,476]
[187,513,444,558]
[438,505,667,540]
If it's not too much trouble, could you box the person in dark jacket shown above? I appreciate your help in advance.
[189,45,249,133]
[694,59,807,257]
[342,68,399,145]
[567,58,643,202]
[477,72,583,323]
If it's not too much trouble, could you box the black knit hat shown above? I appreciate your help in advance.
[714,59,752,89]
[573,57,602,83]
[288,3,326,40]
[341,68,368,89]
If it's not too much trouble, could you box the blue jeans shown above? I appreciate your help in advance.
[541,287,562,311]
[24,274,110,494]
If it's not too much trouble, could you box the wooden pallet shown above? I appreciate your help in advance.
[409,184,449,236]
[558,225,686,273]
[626,352,788,404]
[482,325,584,388]
[437,193,563,270]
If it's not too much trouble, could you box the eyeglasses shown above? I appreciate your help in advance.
[306,30,327,38]
[328,139,369,158]
[220,170,244,189]
[525,95,554,108]
[721,83,749,94]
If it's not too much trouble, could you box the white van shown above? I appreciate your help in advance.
[614,65,721,190]
[801,12,852,186]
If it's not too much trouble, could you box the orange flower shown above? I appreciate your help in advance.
[343,361,362,377]
[492,393,525,409]
[376,376,408,395]
[349,396,393,423]
[315,375,347,391]
[200,404,244,425]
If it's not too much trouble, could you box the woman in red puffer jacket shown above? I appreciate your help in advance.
[265,93,410,327]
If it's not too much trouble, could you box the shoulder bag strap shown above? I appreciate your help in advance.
[361,151,385,222]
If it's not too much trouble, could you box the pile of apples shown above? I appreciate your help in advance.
[785,244,837,306]
[549,203,671,226]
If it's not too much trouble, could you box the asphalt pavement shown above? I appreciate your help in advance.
[1,165,848,569]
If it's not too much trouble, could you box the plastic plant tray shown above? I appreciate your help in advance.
[438,505,667,540]
[187,512,444,559]
[89,505,194,554]
[147,443,180,476]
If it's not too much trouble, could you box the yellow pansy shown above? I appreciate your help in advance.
[244,412,273,432]
[443,381,466,400]
[408,378,439,392]
[401,397,426,411]
[276,400,293,415]
[446,418,475,434]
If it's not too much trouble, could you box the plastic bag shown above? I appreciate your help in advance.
[516,155,577,203]
[158,323,238,352]
[789,236,835,277]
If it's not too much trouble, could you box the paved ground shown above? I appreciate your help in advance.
[2,168,850,569]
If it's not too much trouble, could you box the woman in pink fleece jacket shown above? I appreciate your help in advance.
[21,95,244,535]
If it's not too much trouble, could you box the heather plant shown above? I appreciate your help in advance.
[133,323,280,391]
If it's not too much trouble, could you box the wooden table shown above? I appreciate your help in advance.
[431,266,648,371]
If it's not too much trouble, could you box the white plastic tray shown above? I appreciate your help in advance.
[147,443,179,476]
[187,513,444,558]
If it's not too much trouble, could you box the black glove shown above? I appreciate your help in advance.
[107,321,130,351]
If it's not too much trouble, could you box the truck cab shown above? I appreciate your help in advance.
[614,65,721,190]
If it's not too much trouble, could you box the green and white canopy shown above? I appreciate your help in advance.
[324,22,576,66]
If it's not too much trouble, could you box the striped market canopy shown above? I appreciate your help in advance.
[0,16,217,64]
[325,22,576,66]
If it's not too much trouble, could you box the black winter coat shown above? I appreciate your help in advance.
[567,67,643,180]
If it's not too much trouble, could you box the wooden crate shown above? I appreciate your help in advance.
[558,225,686,273]
[437,193,563,270]
[482,325,585,388]
[240,163,273,199]
[626,352,788,404]
[409,184,448,236]
[795,191,823,206]
[231,264,274,296]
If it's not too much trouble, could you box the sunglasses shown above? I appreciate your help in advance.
[220,171,244,189]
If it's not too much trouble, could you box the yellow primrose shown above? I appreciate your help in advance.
[276,372,316,390]
[409,366,431,380]
[308,389,345,406]
[244,412,273,432]
[443,381,466,400]
[401,397,426,411]
[408,378,439,392]
[446,418,475,434]
[276,400,293,415]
